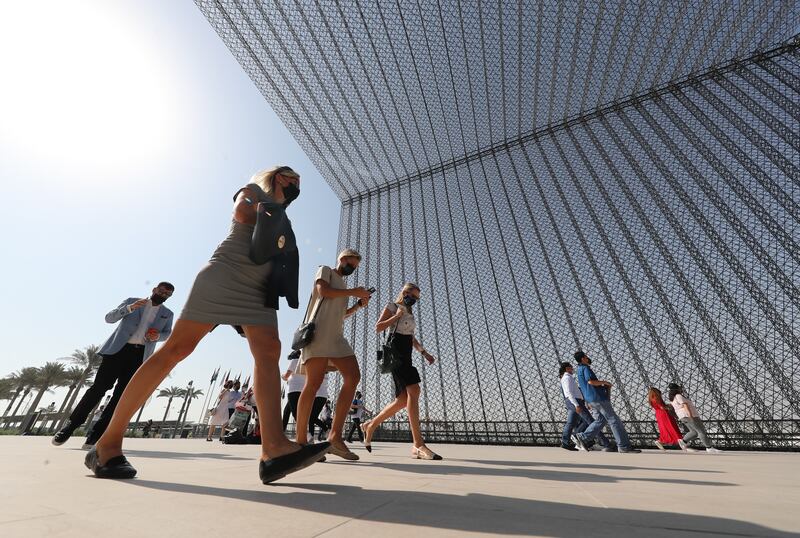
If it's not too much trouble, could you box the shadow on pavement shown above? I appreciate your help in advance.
[120,479,795,537]
[356,461,735,487]
[455,458,725,474]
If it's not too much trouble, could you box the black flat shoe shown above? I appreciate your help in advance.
[84,447,137,479]
[52,423,75,446]
[259,442,331,484]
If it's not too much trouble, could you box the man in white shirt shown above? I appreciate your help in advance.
[53,283,174,448]
[559,362,612,451]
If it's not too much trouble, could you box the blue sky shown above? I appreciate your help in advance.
[0,1,341,420]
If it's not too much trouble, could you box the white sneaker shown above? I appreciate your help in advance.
[678,439,697,452]
[706,447,723,454]
[571,434,587,452]
[655,441,666,451]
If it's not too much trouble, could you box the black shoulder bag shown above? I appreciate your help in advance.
[291,294,324,351]
[377,312,402,374]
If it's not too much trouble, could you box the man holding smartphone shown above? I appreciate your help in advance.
[52,282,175,448]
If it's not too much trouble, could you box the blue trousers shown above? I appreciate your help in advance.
[562,397,610,447]
[578,400,631,450]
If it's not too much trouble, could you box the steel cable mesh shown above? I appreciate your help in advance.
[196,0,800,447]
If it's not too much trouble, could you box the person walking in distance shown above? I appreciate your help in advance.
[346,391,370,444]
[227,380,242,418]
[571,351,641,453]
[318,400,332,442]
[667,383,723,453]
[52,283,175,449]
[206,380,233,441]
[282,350,329,440]
[648,387,685,451]
[559,362,613,452]
[363,284,442,460]
[295,249,372,461]
[82,166,330,483]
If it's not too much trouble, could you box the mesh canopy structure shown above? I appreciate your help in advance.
[197,1,800,448]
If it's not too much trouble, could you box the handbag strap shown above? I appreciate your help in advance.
[302,293,324,324]
[382,304,401,343]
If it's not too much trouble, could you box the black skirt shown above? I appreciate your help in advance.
[390,334,421,397]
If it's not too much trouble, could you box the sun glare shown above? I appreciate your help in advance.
[0,2,181,172]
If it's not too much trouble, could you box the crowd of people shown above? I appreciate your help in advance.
[50,165,722,486]
[559,352,722,454]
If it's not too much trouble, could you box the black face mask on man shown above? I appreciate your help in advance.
[340,263,356,276]
[151,293,168,306]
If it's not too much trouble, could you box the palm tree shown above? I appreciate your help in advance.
[20,362,68,432]
[174,385,204,437]
[158,386,185,432]
[3,367,40,427]
[0,377,15,399]
[47,366,85,432]
[56,345,103,430]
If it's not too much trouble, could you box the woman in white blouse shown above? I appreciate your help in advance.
[362,283,441,460]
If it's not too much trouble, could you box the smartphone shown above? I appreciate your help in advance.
[367,287,376,295]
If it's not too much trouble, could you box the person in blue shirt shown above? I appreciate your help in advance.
[572,351,640,453]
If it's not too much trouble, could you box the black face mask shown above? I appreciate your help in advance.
[403,296,417,307]
[340,263,356,276]
[151,293,168,306]
[281,182,300,207]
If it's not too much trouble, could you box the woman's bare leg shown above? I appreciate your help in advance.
[294,358,327,446]
[405,384,424,447]
[206,425,214,440]
[241,325,300,460]
[328,356,360,444]
[94,320,213,464]
[363,391,408,444]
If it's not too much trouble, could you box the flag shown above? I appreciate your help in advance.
[210,367,219,383]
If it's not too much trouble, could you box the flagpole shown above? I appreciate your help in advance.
[197,366,219,424]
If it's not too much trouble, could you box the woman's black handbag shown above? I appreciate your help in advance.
[250,201,297,265]
[377,319,402,374]
[291,294,324,351]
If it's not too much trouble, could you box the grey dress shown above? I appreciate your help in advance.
[179,183,278,327]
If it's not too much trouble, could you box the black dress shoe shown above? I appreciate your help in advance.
[84,447,137,479]
[259,442,331,484]
[52,423,75,446]
[561,444,579,451]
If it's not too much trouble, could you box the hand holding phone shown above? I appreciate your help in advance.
[357,287,376,307]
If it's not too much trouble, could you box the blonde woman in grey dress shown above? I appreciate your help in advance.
[295,249,372,460]
[85,166,330,483]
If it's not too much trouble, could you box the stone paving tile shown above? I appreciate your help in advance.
[0,437,798,537]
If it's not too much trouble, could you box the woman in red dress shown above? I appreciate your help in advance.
[648,387,683,450]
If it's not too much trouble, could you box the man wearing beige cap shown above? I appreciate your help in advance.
[295,249,373,460]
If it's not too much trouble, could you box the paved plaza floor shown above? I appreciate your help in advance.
[0,436,797,537]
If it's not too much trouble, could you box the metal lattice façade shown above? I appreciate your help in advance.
[197,1,800,449]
